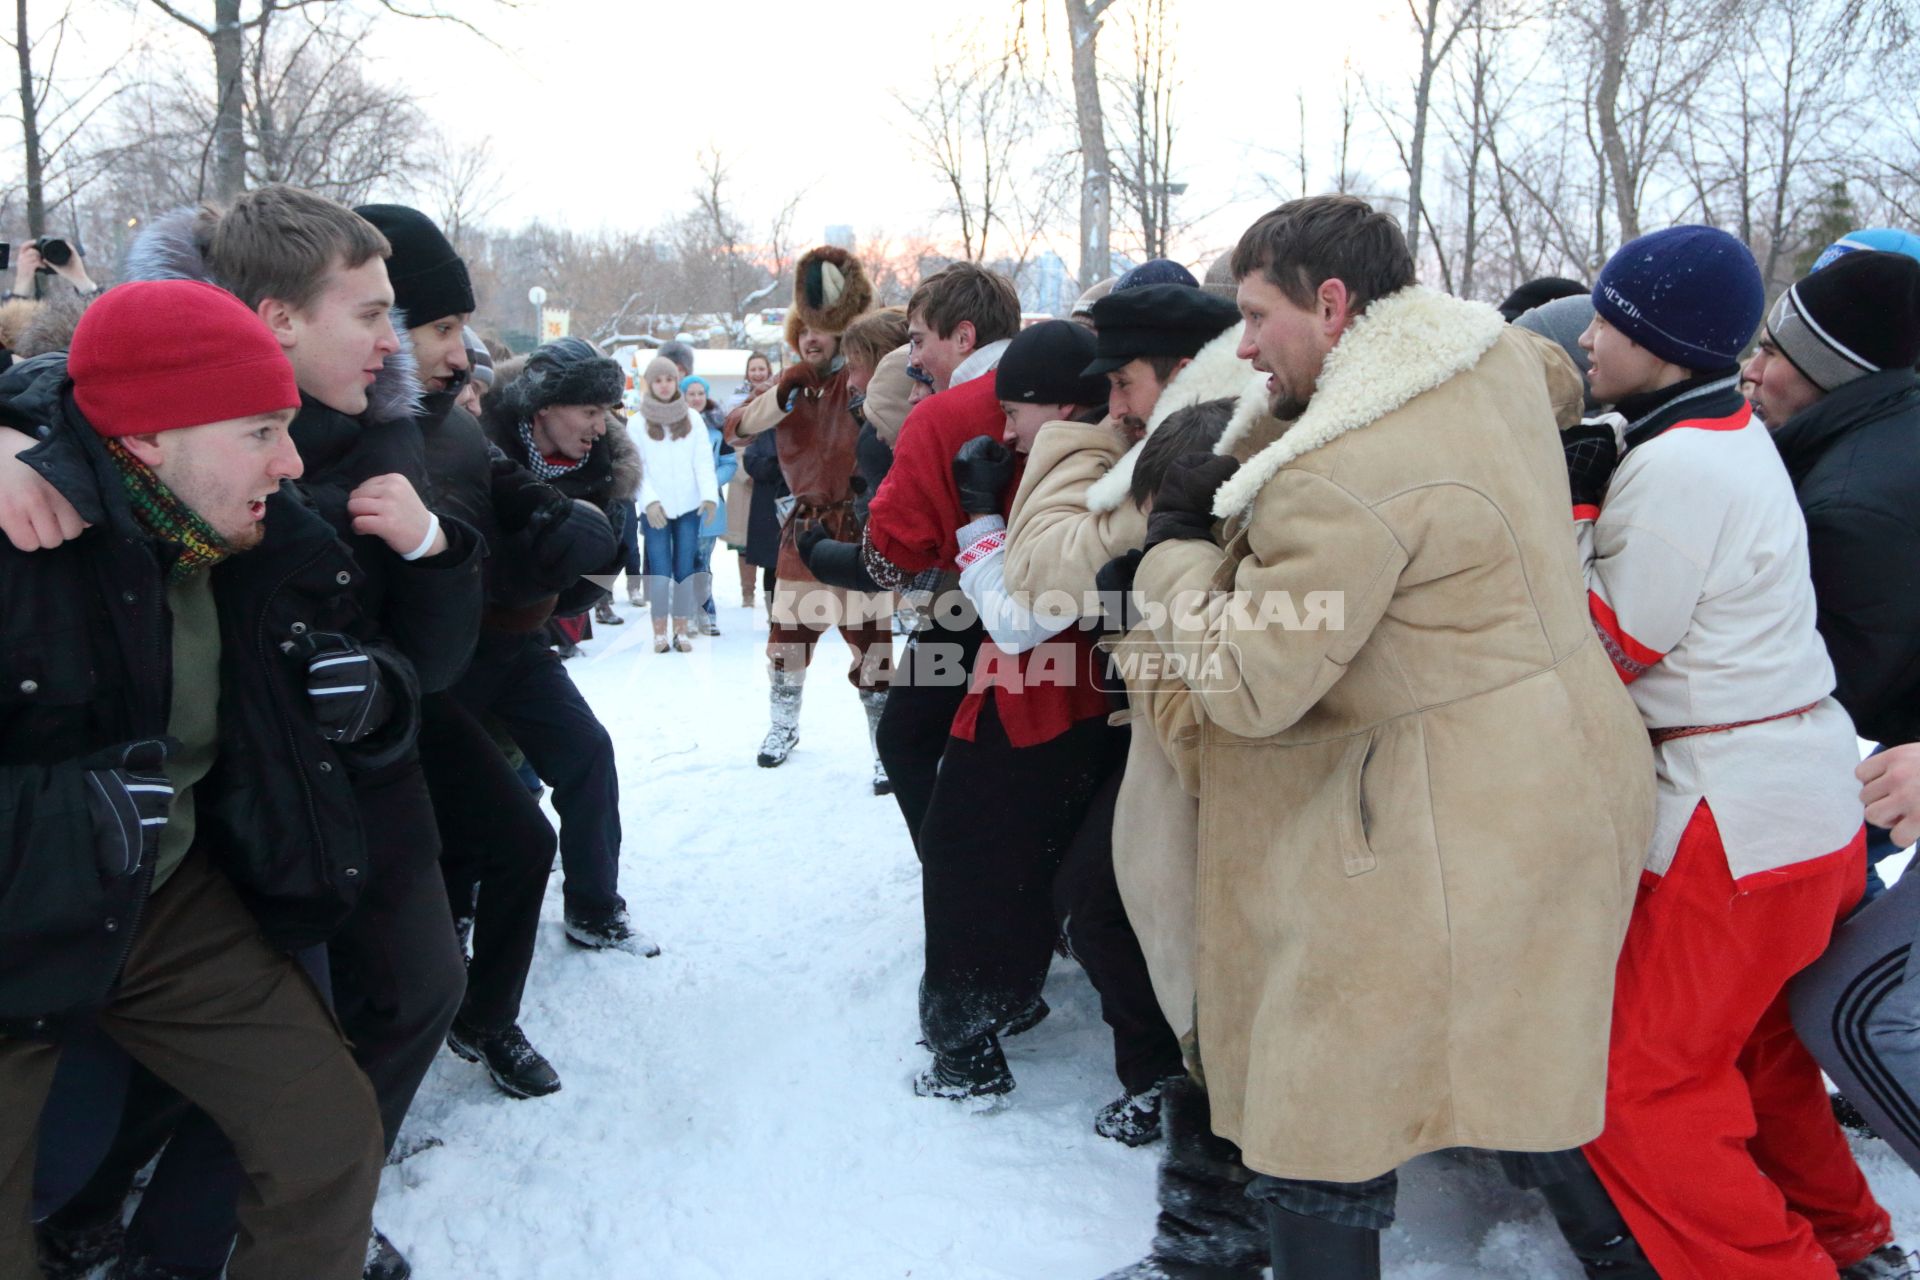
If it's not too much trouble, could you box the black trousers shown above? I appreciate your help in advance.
[918,701,1121,1054]
[453,629,624,921]
[1053,758,1186,1095]
[326,759,468,1149]
[876,618,983,851]
[419,693,555,1033]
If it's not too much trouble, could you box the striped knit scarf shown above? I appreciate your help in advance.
[518,421,588,481]
[104,438,234,583]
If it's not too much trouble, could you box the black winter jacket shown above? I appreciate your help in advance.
[291,395,484,693]
[0,356,421,1033]
[479,409,621,616]
[1770,368,1920,744]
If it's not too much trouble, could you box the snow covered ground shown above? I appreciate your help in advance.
[376,556,1920,1279]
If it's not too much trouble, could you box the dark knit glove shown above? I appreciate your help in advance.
[527,497,615,577]
[807,536,882,592]
[83,739,173,876]
[1562,423,1620,510]
[1144,453,1239,552]
[952,436,1016,515]
[290,632,393,744]
[1094,548,1146,633]
[795,518,832,564]
[776,362,824,412]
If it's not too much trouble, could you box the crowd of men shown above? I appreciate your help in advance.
[6,180,1920,1280]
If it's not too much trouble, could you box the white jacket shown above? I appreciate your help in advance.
[633,409,719,520]
[1577,377,1863,882]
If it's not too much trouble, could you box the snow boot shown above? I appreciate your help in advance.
[36,1212,125,1280]
[1096,1075,1180,1147]
[914,1032,1015,1100]
[757,670,803,767]
[448,1019,562,1098]
[1263,1204,1379,1280]
[859,687,892,794]
[593,601,623,625]
[627,581,644,607]
[364,1229,411,1280]
[1101,1078,1268,1280]
[999,995,1050,1037]
[565,906,662,957]
[1532,1159,1659,1277]
[1844,1246,1916,1280]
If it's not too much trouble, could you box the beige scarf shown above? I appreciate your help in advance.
[641,392,692,441]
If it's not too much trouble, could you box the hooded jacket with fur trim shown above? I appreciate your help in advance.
[1132,286,1655,1182]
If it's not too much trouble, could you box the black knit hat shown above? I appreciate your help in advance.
[1767,250,1920,392]
[354,203,475,327]
[995,320,1109,406]
[497,337,624,422]
[1498,275,1586,322]
[1083,284,1239,376]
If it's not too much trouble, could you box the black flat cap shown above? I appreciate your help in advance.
[1083,284,1240,376]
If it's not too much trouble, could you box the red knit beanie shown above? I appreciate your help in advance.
[69,280,301,437]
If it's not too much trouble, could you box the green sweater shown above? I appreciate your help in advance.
[152,568,221,890]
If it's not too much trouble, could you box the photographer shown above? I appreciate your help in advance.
[5,237,101,302]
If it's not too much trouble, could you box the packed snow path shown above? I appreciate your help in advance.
[377,560,1920,1278]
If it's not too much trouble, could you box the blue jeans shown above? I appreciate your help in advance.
[641,510,702,621]
[697,535,719,618]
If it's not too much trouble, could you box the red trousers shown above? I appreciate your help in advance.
[1585,802,1888,1279]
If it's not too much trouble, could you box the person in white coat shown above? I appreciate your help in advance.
[633,356,718,652]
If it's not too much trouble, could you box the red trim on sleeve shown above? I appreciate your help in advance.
[1670,404,1752,433]
[1588,590,1667,684]
[1572,503,1601,522]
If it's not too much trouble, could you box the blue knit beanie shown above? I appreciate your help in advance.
[1592,225,1764,370]
[1813,227,1920,273]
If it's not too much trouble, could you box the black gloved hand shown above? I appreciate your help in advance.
[952,436,1016,516]
[795,518,831,564]
[290,632,393,745]
[489,454,567,534]
[1094,548,1146,633]
[1145,453,1240,551]
[1562,422,1621,509]
[83,738,173,876]
[527,497,616,577]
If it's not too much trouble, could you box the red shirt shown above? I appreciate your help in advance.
[866,375,1109,748]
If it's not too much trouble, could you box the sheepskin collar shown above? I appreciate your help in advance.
[1210,286,1506,518]
[1084,324,1260,513]
[124,206,423,426]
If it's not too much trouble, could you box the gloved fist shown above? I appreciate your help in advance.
[83,738,173,876]
[776,362,823,411]
[528,497,615,577]
[952,436,1016,516]
[1562,421,1621,510]
[1145,453,1239,550]
[795,518,831,563]
[290,632,392,745]
[1094,548,1145,633]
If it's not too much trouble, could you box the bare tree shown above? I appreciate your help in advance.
[142,0,501,201]
[1399,0,1481,265]
[1106,0,1182,261]
[5,0,129,235]
[1012,0,1117,289]
[411,128,508,256]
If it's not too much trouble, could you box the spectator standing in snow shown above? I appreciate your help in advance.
[1130,196,1657,1277]
[633,357,718,652]
[723,352,776,606]
[1564,225,1901,1279]
[0,281,388,1280]
[682,375,735,633]
[734,247,894,782]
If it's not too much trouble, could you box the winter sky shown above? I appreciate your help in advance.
[65,0,1408,269]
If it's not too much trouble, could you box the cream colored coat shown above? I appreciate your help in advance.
[1134,288,1655,1183]
[1003,328,1253,1043]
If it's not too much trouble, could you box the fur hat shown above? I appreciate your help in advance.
[784,245,874,349]
[862,345,916,447]
[492,336,625,424]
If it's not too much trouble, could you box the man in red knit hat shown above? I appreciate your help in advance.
[0,280,407,1279]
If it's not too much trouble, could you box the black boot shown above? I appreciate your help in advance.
[364,1228,412,1280]
[37,1212,126,1280]
[1263,1203,1380,1280]
[1099,1078,1268,1279]
[447,1019,562,1098]
[914,1032,1014,1099]
[1533,1159,1659,1278]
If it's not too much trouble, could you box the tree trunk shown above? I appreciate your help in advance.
[1066,0,1111,291]
[212,0,247,200]
[1406,0,1440,266]
[1593,0,1640,242]
[15,0,44,236]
